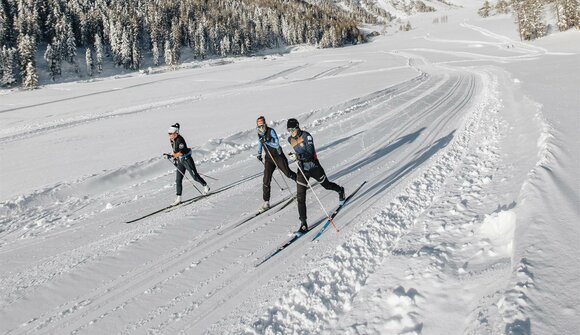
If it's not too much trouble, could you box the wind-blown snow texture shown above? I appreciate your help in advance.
[1,1,578,334]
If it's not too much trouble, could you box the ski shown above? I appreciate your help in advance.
[218,194,296,235]
[125,173,260,223]
[255,182,366,266]
[311,181,367,241]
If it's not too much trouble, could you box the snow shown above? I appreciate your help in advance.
[1,1,578,334]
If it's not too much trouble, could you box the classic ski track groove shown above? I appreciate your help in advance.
[7,65,479,335]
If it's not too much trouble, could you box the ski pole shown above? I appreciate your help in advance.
[260,138,294,197]
[164,156,203,196]
[293,156,339,232]
[199,173,218,181]
[260,159,285,192]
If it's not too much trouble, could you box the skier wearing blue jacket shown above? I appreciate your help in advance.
[286,118,344,233]
[256,116,296,212]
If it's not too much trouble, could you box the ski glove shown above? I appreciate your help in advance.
[257,155,263,162]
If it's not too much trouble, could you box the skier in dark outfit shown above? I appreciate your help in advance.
[256,116,296,212]
[166,123,209,205]
[286,118,345,233]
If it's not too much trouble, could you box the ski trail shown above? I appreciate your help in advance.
[249,69,495,335]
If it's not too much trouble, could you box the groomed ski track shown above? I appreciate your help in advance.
[0,17,553,334]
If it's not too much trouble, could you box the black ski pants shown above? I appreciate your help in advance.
[176,156,207,196]
[296,162,341,224]
[263,152,296,201]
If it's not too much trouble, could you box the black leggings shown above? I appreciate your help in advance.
[176,156,206,195]
[296,163,341,224]
[263,151,296,201]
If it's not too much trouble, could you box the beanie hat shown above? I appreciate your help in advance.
[286,118,299,129]
[168,122,180,134]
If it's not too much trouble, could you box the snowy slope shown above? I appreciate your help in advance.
[1,1,579,334]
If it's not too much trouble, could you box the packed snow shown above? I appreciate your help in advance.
[1,1,578,334]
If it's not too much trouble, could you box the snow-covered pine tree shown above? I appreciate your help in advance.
[23,60,38,89]
[164,39,173,66]
[17,33,36,73]
[85,47,93,76]
[496,0,510,14]
[152,41,159,66]
[478,1,493,17]
[170,19,181,64]
[95,33,103,73]
[44,42,61,80]
[1,46,17,87]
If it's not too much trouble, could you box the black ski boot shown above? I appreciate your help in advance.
[338,186,346,204]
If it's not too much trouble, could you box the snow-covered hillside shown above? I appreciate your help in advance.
[1,1,578,334]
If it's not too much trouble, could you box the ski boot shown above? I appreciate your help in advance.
[258,201,270,213]
[338,186,346,205]
[171,195,182,206]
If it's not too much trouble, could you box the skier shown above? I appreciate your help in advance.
[165,123,209,206]
[286,118,344,233]
[256,116,297,212]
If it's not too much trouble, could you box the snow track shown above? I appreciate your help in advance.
[2,9,571,334]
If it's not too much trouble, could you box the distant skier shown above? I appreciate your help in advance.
[286,118,344,233]
[165,123,209,206]
[256,116,296,212]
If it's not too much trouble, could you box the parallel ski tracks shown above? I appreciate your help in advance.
[7,69,480,335]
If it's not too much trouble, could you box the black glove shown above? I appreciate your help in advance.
[257,155,263,162]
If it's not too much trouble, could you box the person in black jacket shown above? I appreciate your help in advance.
[256,116,296,212]
[166,123,209,205]
[286,118,344,233]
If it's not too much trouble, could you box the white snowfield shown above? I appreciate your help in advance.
[1,2,578,335]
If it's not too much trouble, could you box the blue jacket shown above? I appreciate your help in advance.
[288,130,318,171]
[258,127,282,157]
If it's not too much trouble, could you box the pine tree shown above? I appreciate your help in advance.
[496,0,510,14]
[164,39,173,66]
[95,33,103,73]
[44,42,61,80]
[1,47,17,87]
[152,41,160,66]
[85,47,93,76]
[23,61,38,89]
[478,1,493,17]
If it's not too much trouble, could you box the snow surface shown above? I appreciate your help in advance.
[1,1,579,334]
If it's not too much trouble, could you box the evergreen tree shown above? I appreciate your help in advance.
[496,0,510,14]
[478,1,493,17]
[23,60,38,89]
[1,47,17,87]
[95,33,103,73]
[85,47,93,76]
[164,39,173,66]
[152,41,160,66]
[44,42,61,80]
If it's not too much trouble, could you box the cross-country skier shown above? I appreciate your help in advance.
[256,116,297,212]
[286,118,344,233]
[165,123,209,206]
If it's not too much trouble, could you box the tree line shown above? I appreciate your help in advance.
[0,0,366,89]
[478,0,579,40]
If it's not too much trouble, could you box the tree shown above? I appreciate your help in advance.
[478,1,493,17]
[496,0,510,14]
[44,42,61,80]
[164,39,173,66]
[95,33,103,73]
[1,46,17,87]
[23,61,38,89]
[85,48,93,76]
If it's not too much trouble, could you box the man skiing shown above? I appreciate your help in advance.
[166,123,209,206]
[286,118,344,233]
[256,116,296,212]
